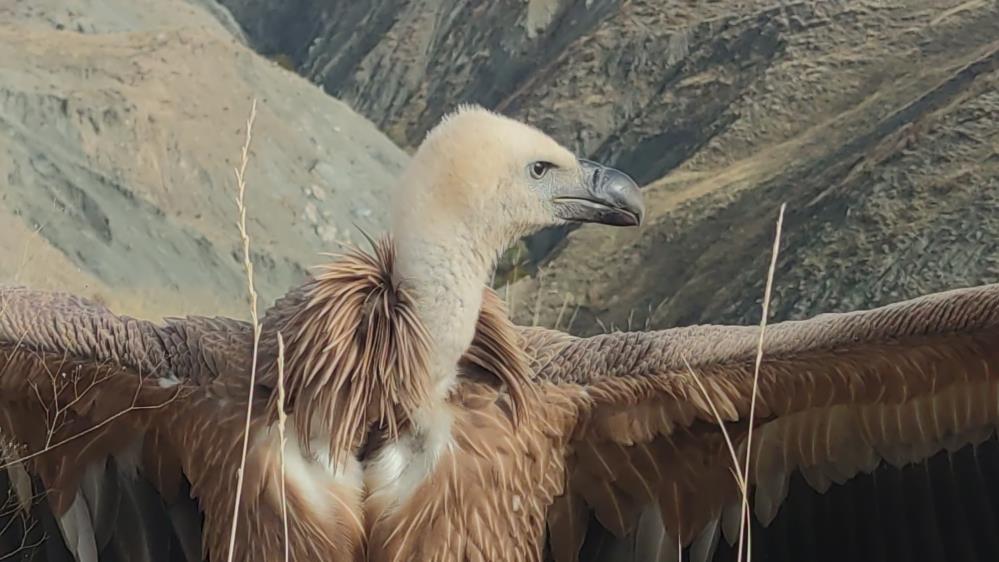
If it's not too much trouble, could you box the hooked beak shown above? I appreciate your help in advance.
[552,159,644,227]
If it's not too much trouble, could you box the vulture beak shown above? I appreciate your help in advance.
[552,159,644,226]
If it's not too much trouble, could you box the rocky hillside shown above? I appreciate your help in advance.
[0,0,407,319]
[219,0,999,334]
[510,0,999,334]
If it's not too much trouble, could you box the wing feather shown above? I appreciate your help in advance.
[528,283,999,560]
[0,286,247,561]
[547,490,588,562]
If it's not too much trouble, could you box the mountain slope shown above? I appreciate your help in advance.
[507,1,999,333]
[0,0,407,319]
[217,1,999,335]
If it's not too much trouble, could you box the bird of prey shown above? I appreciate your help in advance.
[1,106,997,562]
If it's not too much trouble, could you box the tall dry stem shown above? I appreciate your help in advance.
[681,357,747,497]
[277,333,290,562]
[736,203,786,562]
[553,293,571,330]
[532,267,546,327]
[225,99,261,562]
[506,246,523,318]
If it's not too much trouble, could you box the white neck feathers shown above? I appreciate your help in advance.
[393,231,494,405]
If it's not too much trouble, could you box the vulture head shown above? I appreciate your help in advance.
[387,105,645,400]
[391,105,644,262]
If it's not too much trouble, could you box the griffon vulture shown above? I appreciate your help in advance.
[0,105,997,562]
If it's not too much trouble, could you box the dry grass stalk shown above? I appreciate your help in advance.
[225,98,260,562]
[681,357,747,497]
[553,293,571,331]
[565,303,580,333]
[506,245,523,318]
[532,267,546,327]
[276,333,290,562]
[12,225,43,285]
[737,203,786,562]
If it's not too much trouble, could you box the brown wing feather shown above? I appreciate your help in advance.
[0,285,249,561]
[0,287,246,502]
[528,283,999,560]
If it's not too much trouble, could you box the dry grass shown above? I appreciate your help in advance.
[531,267,546,328]
[505,245,523,317]
[737,203,785,562]
[660,203,785,561]
[276,333,290,562]
[682,357,748,501]
[0,432,44,559]
[221,97,290,562]
[224,98,266,562]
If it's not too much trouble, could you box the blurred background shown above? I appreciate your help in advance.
[2,0,996,336]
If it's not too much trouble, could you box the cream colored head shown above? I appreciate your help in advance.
[386,106,644,412]
[390,105,643,262]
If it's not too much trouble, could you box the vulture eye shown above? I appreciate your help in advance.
[529,161,554,179]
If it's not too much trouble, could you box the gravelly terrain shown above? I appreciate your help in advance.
[0,0,407,319]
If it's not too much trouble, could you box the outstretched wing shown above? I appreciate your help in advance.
[529,283,999,562]
[0,286,251,562]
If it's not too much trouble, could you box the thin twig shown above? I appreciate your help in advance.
[553,293,571,331]
[277,333,290,562]
[737,203,786,562]
[532,267,546,327]
[566,303,581,333]
[0,387,181,470]
[225,98,260,562]
[506,245,522,318]
[681,357,747,496]
[12,225,43,284]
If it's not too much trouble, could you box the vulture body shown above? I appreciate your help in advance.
[0,106,998,562]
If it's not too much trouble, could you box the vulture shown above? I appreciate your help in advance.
[0,105,998,562]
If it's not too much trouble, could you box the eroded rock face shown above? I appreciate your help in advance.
[215,0,789,173]
[217,0,810,271]
[218,0,617,144]
[505,2,999,335]
[0,0,407,318]
[218,0,999,332]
